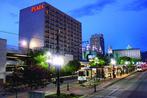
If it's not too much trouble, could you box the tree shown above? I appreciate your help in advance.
[131,58,141,65]
[61,60,81,76]
[89,57,106,79]
[28,50,48,68]
[117,56,140,73]
[117,56,141,65]
[34,54,48,68]
[67,60,81,71]
[23,65,50,89]
[117,56,131,65]
[21,50,51,88]
[89,57,106,68]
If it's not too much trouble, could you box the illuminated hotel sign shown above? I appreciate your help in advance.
[31,4,44,12]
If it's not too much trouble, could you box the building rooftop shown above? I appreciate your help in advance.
[113,48,140,51]
[20,2,81,24]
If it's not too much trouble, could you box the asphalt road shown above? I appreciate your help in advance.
[89,71,147,98]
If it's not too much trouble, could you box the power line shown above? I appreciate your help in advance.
[0,30,42,39]
[0,30,18,35]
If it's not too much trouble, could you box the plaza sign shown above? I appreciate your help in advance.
[31,4,44,12]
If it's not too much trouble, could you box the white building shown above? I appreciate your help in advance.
[113,48,141,59]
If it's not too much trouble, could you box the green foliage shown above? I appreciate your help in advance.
[99,59,105,65]
[117,56,130,64]
[29,50,48,69]
[34,54,48,68]
[117,56,141,65]
[67,60,81,71]
[117,56,140,65]
[23,65,51,88]
[89,60,95,67]
[61,60,81,76]
[89,56,106,68]
[17,50,51,88]
[130,58,141,64]
[29,50,82,76]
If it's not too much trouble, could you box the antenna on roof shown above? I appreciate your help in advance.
[127,44,132,49]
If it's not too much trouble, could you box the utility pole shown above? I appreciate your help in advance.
[56,30,60,96]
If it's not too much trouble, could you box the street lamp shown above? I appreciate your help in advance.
[111,58,116,78]
[20,40,29,54]
[125,61,129,65]
[52,55,64,96]
[46,52,64,96]
[52,29,65,96]
[111,58,116,65]
[46,52,52,63]
[21,40,28,47]
[94,57,99,78]
[46,51,53,76]
[52,55,64,66]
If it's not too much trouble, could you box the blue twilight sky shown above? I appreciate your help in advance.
[0,0,147,51]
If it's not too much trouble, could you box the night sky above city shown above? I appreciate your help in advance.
[0,0,147,51]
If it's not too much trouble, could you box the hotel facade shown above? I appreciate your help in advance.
[19,2,82,60]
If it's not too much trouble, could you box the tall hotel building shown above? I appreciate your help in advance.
[19,2,82,60]
[90,34,105,55]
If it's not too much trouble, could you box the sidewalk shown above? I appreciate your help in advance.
[4,71,136,98]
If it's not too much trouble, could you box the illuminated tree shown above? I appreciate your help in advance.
[89,57,106,78]
[89,57,106,67]
[117,56,131,65]
[28,50,49,68]
[22,50,51,88]
[34,54,48,68]
[131,58,141,65]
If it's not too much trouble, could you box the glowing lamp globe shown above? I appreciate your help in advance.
[52,55,64,66]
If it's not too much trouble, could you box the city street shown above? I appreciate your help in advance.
[0,0,147,98]
[88,71,147,98]
[1,71,147,98]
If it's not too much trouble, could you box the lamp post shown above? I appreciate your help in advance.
[20,40,29,54]
[52,30,64,96]
[94,57,99,78]
[46,52,64,96]
[52,55,64,96]
[111,59,116,78]
[46,51,52,71]
[21,40,27,47]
